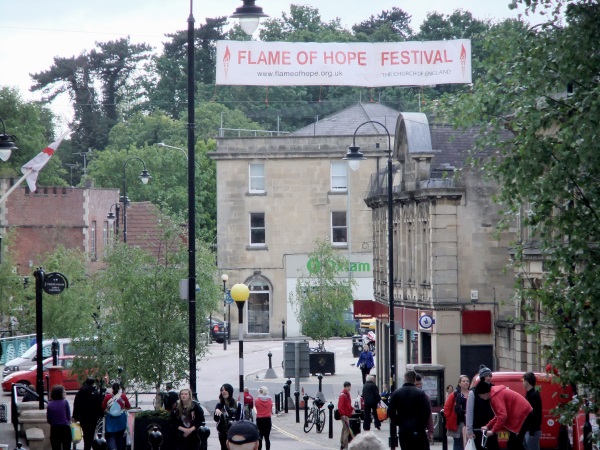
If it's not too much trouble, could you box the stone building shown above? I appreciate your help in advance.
[365,113,521,386]
[212,103,400,338]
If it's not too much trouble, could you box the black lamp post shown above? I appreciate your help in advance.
[346,120,395,448]
[230,283,250,394]
[106,203,121,237]
[185,0,267,400]
[122,157,151,243]
[0,116,17,162]
[221,274,228,351]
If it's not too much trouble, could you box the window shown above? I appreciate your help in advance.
[331,211,347,244]
[247,278,270,334]
[249,163,265,193]
[91,221,97,260]
[250,213,265,245]
[331,161,347,191]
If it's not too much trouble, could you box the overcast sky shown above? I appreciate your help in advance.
[1,0,542,121]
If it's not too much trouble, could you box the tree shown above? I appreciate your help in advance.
[289,239,355,349]
[352,7,414,42]
[440,0,600,427]
[78,217,221,395]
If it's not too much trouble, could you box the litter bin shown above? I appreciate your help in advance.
[349,411,362,439]
[352,335,363,358]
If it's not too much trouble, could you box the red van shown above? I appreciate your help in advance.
[471,371,572,449]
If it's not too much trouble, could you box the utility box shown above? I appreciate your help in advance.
[309,351,335,375]
[283,341,310,378]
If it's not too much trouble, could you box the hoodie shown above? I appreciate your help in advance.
[255,394,273,418]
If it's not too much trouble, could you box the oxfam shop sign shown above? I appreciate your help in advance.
[285,254,373,279]
[307,258,371,275]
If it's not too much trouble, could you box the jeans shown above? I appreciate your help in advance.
[106,430,127,450]
[524,430,541,450]
[363,404,381,430]
[453,435,465,450]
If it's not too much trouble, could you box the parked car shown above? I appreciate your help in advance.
[206,319,226,343]
[2,338,73,377]
[2,356,81,394]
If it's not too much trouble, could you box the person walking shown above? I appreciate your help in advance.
[214,383,242,450]
[444,375,470,450]
[171,388,204,450]
[388,370,432,450]
[73,377,103,450]
[47,385,72,450]
[102,382,131,450]
[356,348,375,384]
[466,365,500,450]
[243,387,255,421]
[361,375,381,431]
[338,381,355,450]
[475,381,533,450]
[254,386,273,450]
[522,372,542,450]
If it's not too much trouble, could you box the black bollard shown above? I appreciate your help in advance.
[198,425,211,450]
[92,433,108,450]
[303,394,310,424]
[317,374,323,392]
[328,401,334,439]
[149,426,163,450]
[583,410,592,450]
[294,391,300,423]
[440,410,447,450]
[282,320,286,340]
[283,381,291,413]
[14,444,23,450]
[268,352,273,368]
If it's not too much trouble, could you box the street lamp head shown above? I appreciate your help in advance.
[230,283,250,304]
[139,169,151,185]
[0,116,17,162]
[221,274,229,283]
[107,211,116,226]
[343,145,366,171]
[230,0,268,35]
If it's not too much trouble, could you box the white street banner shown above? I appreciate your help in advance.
[216,40,471,87]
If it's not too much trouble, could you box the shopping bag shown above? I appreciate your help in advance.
[465,438,476,450]
[71,422,83,443]
[376,401,388,421]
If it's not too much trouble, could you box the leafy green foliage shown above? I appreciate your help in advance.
[289,239,355,348]
[439,0,600,425]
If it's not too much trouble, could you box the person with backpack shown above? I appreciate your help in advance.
[171,388,205,450]
[101,382,131,450]
[444,375,470,450]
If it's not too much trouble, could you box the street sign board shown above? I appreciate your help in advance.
[224,291,233,305]
[43,272,68,295]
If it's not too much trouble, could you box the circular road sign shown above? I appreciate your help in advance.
[43,272,69,295]
[419,314,434,329]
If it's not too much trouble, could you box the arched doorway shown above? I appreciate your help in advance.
[246,276,271,335]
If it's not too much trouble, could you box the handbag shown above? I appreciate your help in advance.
[334,409,341,420]
[465,438,476,450]
[376,401,388,421]
[71,422,83,443]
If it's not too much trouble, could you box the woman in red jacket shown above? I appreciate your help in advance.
[444,375,470,450]
[475,382,533,450]
[254,386,273,450]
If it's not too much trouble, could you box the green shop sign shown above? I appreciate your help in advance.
[307,258,371,274]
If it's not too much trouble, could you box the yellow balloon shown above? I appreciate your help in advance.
[230,283,250,302]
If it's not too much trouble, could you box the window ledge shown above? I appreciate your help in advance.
[332,243,348,249]
[246,244,268,251]
[328,190,348,196]
[246,191,267,196]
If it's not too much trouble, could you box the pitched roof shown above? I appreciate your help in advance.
[291,103,400,136]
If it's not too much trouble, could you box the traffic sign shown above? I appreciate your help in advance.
[43,272,68,295]
[419,314,434,329]
[224,290,233,305]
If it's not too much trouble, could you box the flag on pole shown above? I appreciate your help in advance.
[20,131,70,192]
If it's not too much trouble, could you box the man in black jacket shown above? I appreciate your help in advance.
[362,375,382,431]
[73,377,103,450]
[523,372,542,450]
[388,370,432,450]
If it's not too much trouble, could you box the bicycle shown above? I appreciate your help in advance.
[303,396,326,433]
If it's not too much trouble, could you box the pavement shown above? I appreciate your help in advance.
[0,337,450,449]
